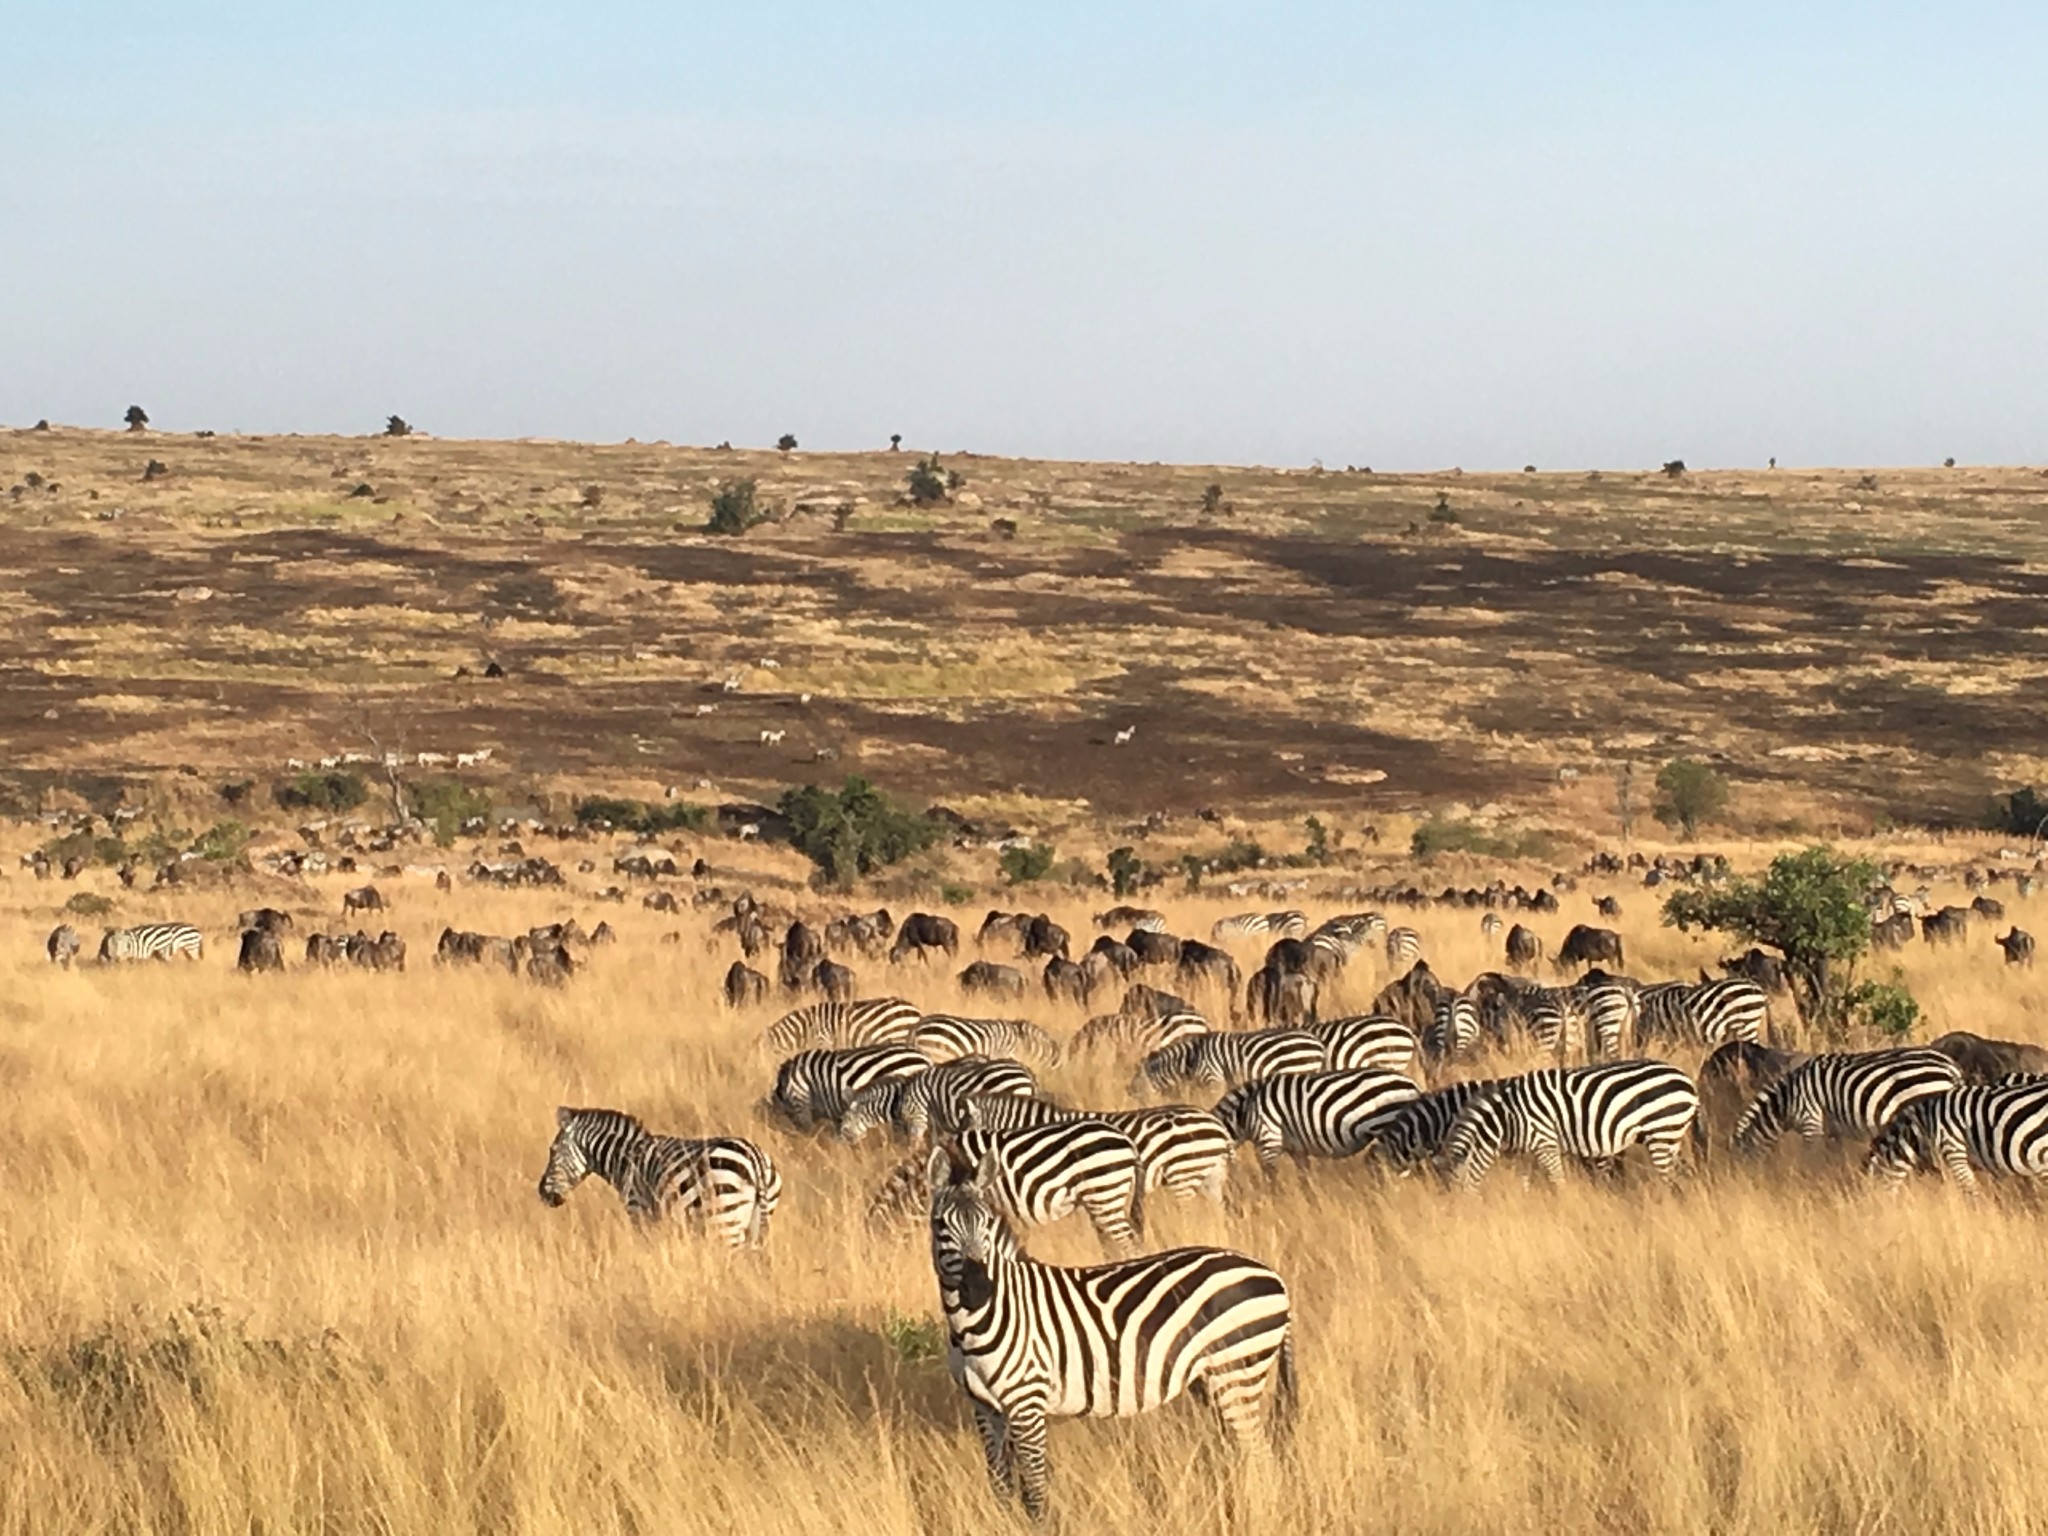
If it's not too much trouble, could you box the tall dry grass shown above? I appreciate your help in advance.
[5,868,2048,1534]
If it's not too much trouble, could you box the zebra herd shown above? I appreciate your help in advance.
[534,950,2048,1517]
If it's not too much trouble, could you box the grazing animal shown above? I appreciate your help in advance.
[1245,965,1318,1028]
[1021,915,1070,961]
[1425,995,1483,1065]
[761,997,922,1054]
[1926,1031,2048,1085]
[1131,1029,1326,1098]
[1997,928,2036,966]
[236,927,285,973]
[724,961,770,1008]
[1173,940,1242,1002]
[1871,910,1916,949]
[1733,1050,1965,1155]
[1920,906,1971,945]
[766,1043,929,1131]
[953,1096,1234,1207]
[342,884,385,916]
[945,1122,1147,1257]
[1112,726,1135,744]
[1069,1009,1211,1061]
[1635,978,1768,1048]
[237,907,294,935]
[1125,928,1183,967]
[837,1057,1039,1146]
[45,924,80,967]
[1594,895,1622,919]
[925,1151,1293,1520]
[960,960,1028,998]
[1215,1068,1422,1173]
[912,1013,1063,1066]
[1096,906,1167,932]
[98,922,203,963]
[1504,924,1543,972]
[1384,926,1424,967]
[759,729,786,745]
[1211,911,1308,943]
[1479,912,1503,938]
[538,1107,780,1246]
[1371,960,1445,1034]
[1697,1040,1809,1145]
[1306,1014,1419,1075]
[812,958,856,1002]
[1866,1081,2048,1190]
[1041,956,1089,1004]
[1555,924,1624,972]
[1441,1060,1703,1187]
[893,913,962,963]
[525,946,573,985]
[1358,1079,1509,1172]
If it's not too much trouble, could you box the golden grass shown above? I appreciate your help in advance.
[6,859,2048,1534]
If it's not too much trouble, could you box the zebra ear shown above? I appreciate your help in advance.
[925,1146,952,1192]
[973,1150,1001,1189]
[555,1106,575,1128]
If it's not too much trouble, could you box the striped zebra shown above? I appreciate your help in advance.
[950,1120,1146,1256]
[1733,1049,1964,1155]
[1866,1081,2048,1190]
[1069,1009,1210,1060]
[1440,1060,1703,1187]
[1214,1068,1422,1173]
[1308,1014,1420,1075]
[537,1107,781,1247]
[97,922,203,963]
[1384,926,1423,967]
[911,1014,1063,1066]
[1576,981,1640,1060]
[760,997,921,1055]
[1479,912,1503,938]
[1210,910,1307,943]
[766,1043,929,1131]
[1636,978,1767,1048]
[927,1151,1294,1519]
[1132,1029,1327,1097]
[1425,996,1483,1065]
[838,1057,1039,1145]
[953,1095,1235,1206]
[1495,985,1588,1060]
[1358,1079,1511,1173]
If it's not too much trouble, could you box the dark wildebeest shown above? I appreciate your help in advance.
[305,933,349,966]
[784,920,825,970]
[1555,924,1624,973]
[1125,928,1183,967]
[590,921,616,946]
[1594,895,1622,919]
[1921,907,1970,945]
[1872,910,1915,949]
[1998,928,2036,966]
[724,960,770,1008]
[1504,924,1543,972]
[1972,895,2007,921]
[1698,1040,1809,1147]
[1246,965,1318,1028]
[1022,914,1070,962]
[892,913,962,963]
[237,907,294,935]
[349,931,406,972]
[1372,960,1444,1035]
[46,924,80,967]
[977,911,1032,950]
[645,890,682,914]
[237,927,285,973]
[1089,935,1141,976]
[1077,949,1119,998]
[1719,947,1789,995]
[61,855,86,880]
[342,885,386,916]
[1927,1030,2048,1084]
[1120,983,1193,1020]
[813,959,856,1002]
[959,960,1027,998]
[1263,936,1342,984]
[1174,940,1241,1004]
[527,946,574,986]
[1043,956,1089,1004]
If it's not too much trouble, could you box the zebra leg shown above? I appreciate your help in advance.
[1255,1129,1284,1178]
[1938,1133,1979,1193]
[1082,1186,1142,1257]
[1533,1143,1569,1186]
[970,1401,1014,1502]
[1007,1403,1053,1520]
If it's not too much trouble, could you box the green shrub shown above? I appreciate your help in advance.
[64,892,113,918]
[1429,491,1459,524]
[905,456,951,507]
[274,770,369,814]
[1107,846,1143,897]
[707,479,766,535]
[882,1311,944,1365]
[41,830,127,868]
[938,881,976,905]
[998,843,1057,885]
[1303,816,1329,863]
[778,776,940,888]
[1845,978,1920,1039]
[1987,786,2048,839]
[1653,759,1730,839]
[1410,818,1557,862]
[571,796,709,835]
[1209,838,1266,875]
[410,780,492,847]
[188,821,250,862]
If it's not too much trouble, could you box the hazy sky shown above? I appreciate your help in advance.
[8,2,2044,467]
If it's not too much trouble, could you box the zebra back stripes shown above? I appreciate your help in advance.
[1214,1068,1422,1173]
[1385,927,1423,966]
[1636,978,1768,1048]
[911,1014,1063,1066]
[838,1057,1038,1145]
[98,922,203,963]
[760,997,922,1054]
[1733,1049,1964,1154]
[927,1158,1293,1519]
[1441,1060,1702,1187]
[952,1095,1234,1206]
[767,1043,929,1130]
[1308,1014,1420,1075]
[1211,910,1307,942]
[951,1120,1145,1256]
[538,1107,781,1246]
[1866,1081,2048,1189]
[1132,1029,1327,1097]
[1070,1009,1211,1059]
[1425,997,1483,1065]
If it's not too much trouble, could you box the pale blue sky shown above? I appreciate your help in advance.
[6,2,2043,466]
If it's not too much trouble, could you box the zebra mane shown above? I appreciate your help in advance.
[558,1105,647,1138]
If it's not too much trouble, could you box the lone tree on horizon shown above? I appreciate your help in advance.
[123,405,149,432]
[384,415,413,438]
[777,433,798,453]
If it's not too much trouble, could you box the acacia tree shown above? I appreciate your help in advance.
[1654,758,1729,839]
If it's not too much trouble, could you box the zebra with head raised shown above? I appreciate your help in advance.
[1733,1049,1964,1156]
[98,922,203,963]
[1214,1067,1421,1174]
[1440,1060,1703,1187]
[765,1043,929,1132]
[837,1056,1039,1146]
[950,1095,1234,1207]
[926,1148,1294,1520]
[911,1014,1063,1066]
[1131,1029,1327,1098]
[1866,1080,2048,1190]
[538,1107,781,1247]
[760,997,922,1055]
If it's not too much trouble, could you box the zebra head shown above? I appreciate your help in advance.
[767,1054,818,1129]
[925,1146,1020,1305]
[1438,1096,1506,1189]
[539,1106,641,1207]
[837,1080,903,1146]
[1130,1037,1197,1099]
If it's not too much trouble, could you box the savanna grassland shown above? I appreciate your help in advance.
[8,426,2048,1533]
[5,847,2048,1536]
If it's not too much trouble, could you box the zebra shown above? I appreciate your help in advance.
[1425,996,1483,1066]
[837,1057,1039,1145]
[1307,1014,1420,1076]
[926,1149,1294,1519]
[1733,1049,1964,1155]
[537,1107,781,1247]
[952,1095,1234,1206]
[1211,910,1307,943]
[765,1043,929,1131]
[1479,912,1504,938]
[1440,1060,1703,1187]
[911,1014,1063,1066]
[1384,926,1423,967]
[1069,1009,1210,1060]
[46,923,81,967]
[1214,1068,1422,1173]
[1866,1081,2048,1190]
[946,1120,1146,1256]
[1636,978,1767,1048]
[97,922,203,963]
[1576,981,1639,1060]
[1131,1029,1327,1098]
[760,997,921,1054]
[1357,1079,1511,1173]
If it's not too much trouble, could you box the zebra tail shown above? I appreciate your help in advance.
[1690,1110,1709,1169]
[1128,1167,1147,1242]
[1270,1331,1298,1449]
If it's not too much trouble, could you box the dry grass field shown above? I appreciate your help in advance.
[6,839,2048,1536]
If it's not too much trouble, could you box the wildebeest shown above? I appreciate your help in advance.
[1972,894,2007,921]
[1120,983,1194,1020]
[1872,909,1916,949]
[1998,927,2036,966]
[348,930,406,971]
[976,910,1032,950]
[892,913,962,963]
[1042,956,1089,1004]
[1022,914,1070,962]
[725,960,770,1007]
[1174,939,1241,1002]
[1555,924,1624,972]
[237,907,294,934]
[590,921,617,946]
[1371,960,1444,1034]
[305,933,349,966]
[46,924,80,967]
[1720,947,1789,995]
[1920,907,1971,945]
[1504,924,1543,971]
[342,884,386,916]
[237,927,286,973]
[1927,1030,2048,1084]
[527,946,574,986]
[1698,1039,1809,1145]
[1095,905,1165,931]
[1594,895,1622,919]
[1089,935,1141,976]
[813,959,856,1002]
[1125,928,1183,967]
[1246,964,1318,1028]
[959,960,1027,997]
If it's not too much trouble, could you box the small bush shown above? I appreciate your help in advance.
[411,780,492,846]
[776,433,798,453]
[384,415,412,438]
[42,830,128,868]
[1108,846,1143,897]
[905,456,950,507]
[64,892,114,918]
[188,820,250,862]
[1653,759,1730,839]
[889,434,902,452]
[882,1311,944,1365]
[1303,816,1329,863]
[938,880,975,905]
[571,796,709,835]
[124,405,149,431]
[1208,838,1266,875]
[581,484,603,509]
[1201,483,1226,514]
[274,770,369,813]
[1429,492,1458,524]
[707,479,765,536]
[998,843,1057,885]
[778,776,940,888]
[1986,786,2048,839]
[1846,978,1920,1039]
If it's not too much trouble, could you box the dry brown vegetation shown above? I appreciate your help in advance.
[6,839,2048,1534]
